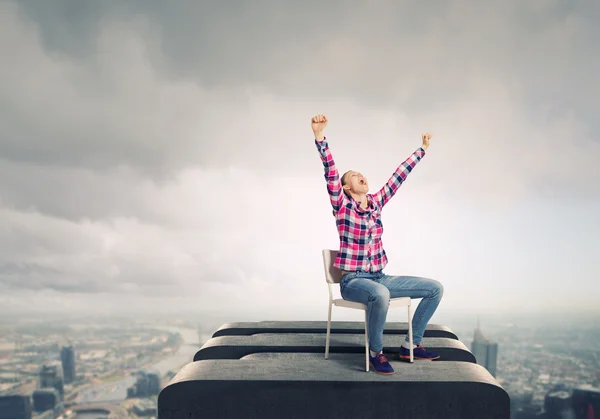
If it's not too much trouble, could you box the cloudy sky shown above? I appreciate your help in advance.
[1,0,598,324]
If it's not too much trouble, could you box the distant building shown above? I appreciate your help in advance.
[471,319,498,377]
[60,346,76,384]
[127,370,161,398]
[136,374,150,397]
[134,399,158,416]
[0,394,32,419]
[544,388,573,418]
[39,363,64,399]
[147,371,161,394]
[32,388,60,413]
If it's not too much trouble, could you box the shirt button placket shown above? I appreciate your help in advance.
[368,216,374,271]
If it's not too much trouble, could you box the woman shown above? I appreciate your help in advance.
[312,114,444,375]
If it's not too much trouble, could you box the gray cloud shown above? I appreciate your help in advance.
[14,0,600,114]
[0,167,327,297]
[4,0,598,176]
[0,0,598,313]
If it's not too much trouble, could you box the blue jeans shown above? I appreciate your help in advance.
[340,271,444,353]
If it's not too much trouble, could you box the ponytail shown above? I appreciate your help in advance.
[331,170,351,218]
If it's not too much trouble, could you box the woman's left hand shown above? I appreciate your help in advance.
[421,132,432,150]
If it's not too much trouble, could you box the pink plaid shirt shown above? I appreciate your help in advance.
[316,137,426,272]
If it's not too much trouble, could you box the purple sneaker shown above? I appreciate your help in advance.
[369,353,395,374]
[399,345,440,361]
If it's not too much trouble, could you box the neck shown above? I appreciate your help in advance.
[350,192,368,208]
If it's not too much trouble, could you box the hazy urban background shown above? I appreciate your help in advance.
[0,0,598,418]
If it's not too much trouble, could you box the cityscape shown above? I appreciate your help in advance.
[0,313,222,418]
[0,311,598,418]
[449,312,600,418]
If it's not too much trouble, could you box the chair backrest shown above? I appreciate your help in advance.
[322,249,343,284]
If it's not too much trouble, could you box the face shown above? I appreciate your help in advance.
[343,171,369,194]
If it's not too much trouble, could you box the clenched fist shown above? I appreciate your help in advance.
[311,114,328,141]
[421,132,432,150]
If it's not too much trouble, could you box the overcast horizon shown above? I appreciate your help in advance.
[1,1,599,323]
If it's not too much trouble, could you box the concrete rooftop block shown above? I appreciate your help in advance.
[213,321,458,340]
[194,333,475,363]
[158,357,509,419]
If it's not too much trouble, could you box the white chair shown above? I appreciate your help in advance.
[322,249,414,372]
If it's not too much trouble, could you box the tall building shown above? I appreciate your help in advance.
[39,363,64,399]
[0,394,32,419]
[60,346,76,384]
[471,318,498,377]
[32,388,59,413]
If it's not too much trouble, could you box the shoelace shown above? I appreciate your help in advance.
[376,354,389,363]
[416,345,434,354]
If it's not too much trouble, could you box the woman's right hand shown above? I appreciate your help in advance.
[311,114,328,141]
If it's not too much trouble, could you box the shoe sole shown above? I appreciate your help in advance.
[369,362,395,374]
[399,355,440,361]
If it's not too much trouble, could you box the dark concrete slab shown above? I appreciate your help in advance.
[214,321,458,339]
[158,358,509,419]
[194,334,475,363]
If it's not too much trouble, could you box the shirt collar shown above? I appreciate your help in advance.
[350,194,374,213]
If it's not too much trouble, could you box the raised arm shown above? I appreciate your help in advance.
[372,133,432,209]
[312,114,345,212]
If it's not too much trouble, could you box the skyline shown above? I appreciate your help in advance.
[0,0,598,318]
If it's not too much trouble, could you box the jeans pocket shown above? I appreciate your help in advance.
[340,274,348,291]
[340,272,358,293]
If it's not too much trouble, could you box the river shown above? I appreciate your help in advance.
[76,326,205,404]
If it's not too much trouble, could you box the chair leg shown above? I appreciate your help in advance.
[408,304,414,363]
[365,311,369,372]
[325,303,332,359]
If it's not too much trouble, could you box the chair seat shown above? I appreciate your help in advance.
[333,296,411,310]
[389,297,411,308]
